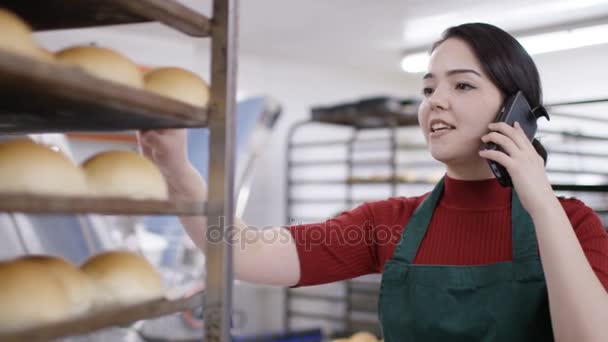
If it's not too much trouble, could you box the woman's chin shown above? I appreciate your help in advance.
[430,150,483,166]
[429,149,456,163]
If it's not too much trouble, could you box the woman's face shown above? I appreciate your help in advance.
[418,38,504,167]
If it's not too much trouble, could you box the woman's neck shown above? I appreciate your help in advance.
[445,158,495,181]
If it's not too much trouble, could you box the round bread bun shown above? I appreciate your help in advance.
[144,67,210,107]
[81,150,168,200]
[350,332,378,342]
[20,255,93,317]
[0,139,88,196]
[80,251,163,308]
[55,46,143,88]
[0,9,47,61]
[0,258,71,332]
[36,48,56,63]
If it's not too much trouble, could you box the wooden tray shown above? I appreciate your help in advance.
[0,289,205,342]
[0,193,206,216]
[0,50,208,134]
[0,0,211,37]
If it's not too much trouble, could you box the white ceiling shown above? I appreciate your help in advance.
[107,0,608,74]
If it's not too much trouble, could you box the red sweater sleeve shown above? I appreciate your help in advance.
[560,197,608,292]
[288,197,421,287]
[288,203,377,287]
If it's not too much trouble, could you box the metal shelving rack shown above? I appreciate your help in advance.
[542,98,608,223]
[284,97,424,338]
[0,1,237,341]
[284,96,608,338]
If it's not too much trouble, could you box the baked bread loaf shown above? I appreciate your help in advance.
[0,139,88,196]
[144,67,210,107]
[0,258,72,332]
[81,150,168,200]
[80,251,163,308]
[56,46,143,88]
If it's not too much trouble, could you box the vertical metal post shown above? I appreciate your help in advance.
[206,0,238,341]
[389,121,398,197]
[283,120,313,332]
[344,127,358,334]
[283,124,295,333]
[346,128,358,210]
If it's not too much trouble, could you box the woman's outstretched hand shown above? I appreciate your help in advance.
[137,129,188,175]
[479,121,554,214]
[137,129,206,200]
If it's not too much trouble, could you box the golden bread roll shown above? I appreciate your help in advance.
[81,150,168,200]
[56,46,143,88]
[0,258,71,332]
[0,139,88,196]
[0,9,47,61]
[144,67,210,107]
[80,251,163,308]
[20,255,93,317]
[350,331,378,342]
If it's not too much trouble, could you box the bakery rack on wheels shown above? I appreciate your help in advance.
[283,97,426,339]
[0,1,237,342]
[542,97,608,228]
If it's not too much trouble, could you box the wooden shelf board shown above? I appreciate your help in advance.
[0,289,204,342]
[0,0,211,37]
[0,50,208,134]
[0,193,206,216]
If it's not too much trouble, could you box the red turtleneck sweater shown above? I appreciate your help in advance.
[288,176,608,290]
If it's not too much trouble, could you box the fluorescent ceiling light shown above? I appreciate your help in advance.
[519,23,608,54]
[401,23,608,73]
[400,52,430,73]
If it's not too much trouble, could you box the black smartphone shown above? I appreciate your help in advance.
[483,91,538,187]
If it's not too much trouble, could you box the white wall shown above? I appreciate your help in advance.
[535,44,608,103]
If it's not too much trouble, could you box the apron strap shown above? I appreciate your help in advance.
[392,178,445,264]
[510,190,540,262]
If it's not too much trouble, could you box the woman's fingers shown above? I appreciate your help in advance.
[481,131,519,156]
[137,130,158,158]
[479,149,513,169]
[487,122,530,150]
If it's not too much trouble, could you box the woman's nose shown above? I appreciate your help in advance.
[428,86,449,111]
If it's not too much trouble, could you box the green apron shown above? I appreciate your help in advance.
[378,177,554,341]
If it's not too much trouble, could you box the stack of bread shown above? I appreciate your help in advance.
[55,46,211,108]
[0,8,211,107]
[0,138,168,200]
[0,251,163,332]
[0,9,211,332]
[55,45,211,107]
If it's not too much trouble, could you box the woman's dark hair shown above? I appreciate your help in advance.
[432,23,548,165]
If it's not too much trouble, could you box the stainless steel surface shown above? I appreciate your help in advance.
[205,0,239,340]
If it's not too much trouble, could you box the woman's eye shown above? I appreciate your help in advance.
[455,82,475,91]
[422,87,434,96]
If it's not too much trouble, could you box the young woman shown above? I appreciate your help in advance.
[139,23,608,341]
